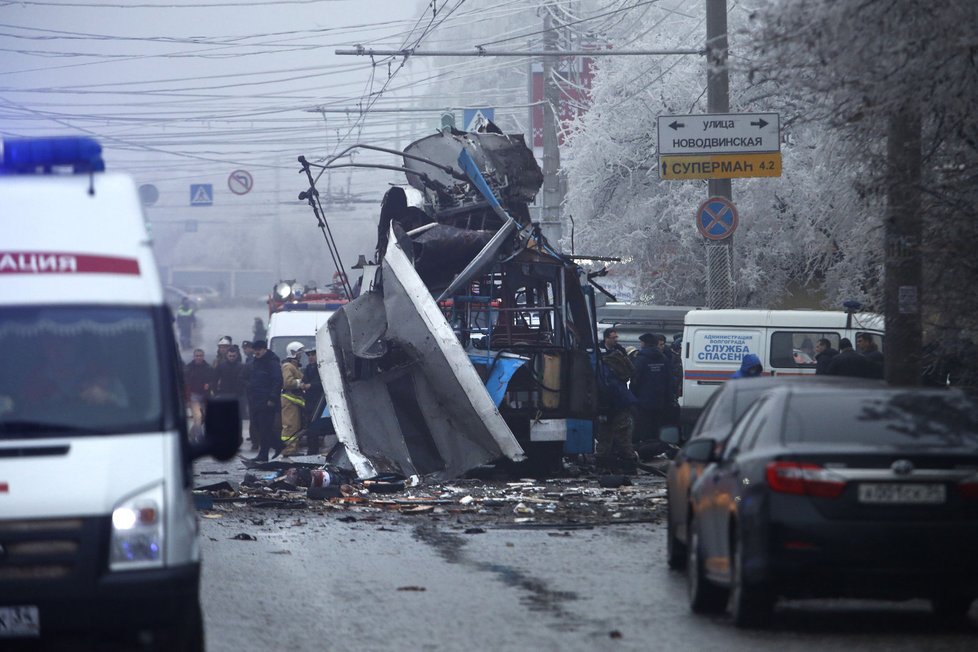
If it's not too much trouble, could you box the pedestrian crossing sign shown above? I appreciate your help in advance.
[190,184,213,206]
[463,108,494,132]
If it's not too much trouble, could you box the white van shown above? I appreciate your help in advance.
[265,296,346,361]
[0,137,239,649]
[679,308,885,430]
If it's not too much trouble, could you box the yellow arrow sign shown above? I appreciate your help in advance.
[660,152,782,180]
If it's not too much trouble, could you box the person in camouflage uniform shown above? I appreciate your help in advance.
[596,349,638,473]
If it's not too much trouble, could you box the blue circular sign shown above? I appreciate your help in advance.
[696,196,738,240]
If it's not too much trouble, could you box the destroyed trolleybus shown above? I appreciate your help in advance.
[300,127,600,479]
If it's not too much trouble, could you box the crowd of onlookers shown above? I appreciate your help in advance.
[182,334,325,461]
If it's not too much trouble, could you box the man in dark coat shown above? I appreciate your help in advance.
[184,348,213,442]
[630,333,672,451]
[214,344,247,412]
[826,338,877,378]
[814,338,839,375]
[299,348,330,455]
[856,332,884,379]
[599,327,629,357]
[247,339,283,462]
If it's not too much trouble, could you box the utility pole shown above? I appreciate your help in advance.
[884,102,922,386]
[705,0,733,308]
[540,3,564,244]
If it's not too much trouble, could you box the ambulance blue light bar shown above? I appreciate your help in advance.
[1,136,105,174]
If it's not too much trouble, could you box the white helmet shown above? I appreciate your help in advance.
[286,341,305,359]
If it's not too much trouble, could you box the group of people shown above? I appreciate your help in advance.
[182,334,324,461]
[595,328,682,474]
[814,332,885,379]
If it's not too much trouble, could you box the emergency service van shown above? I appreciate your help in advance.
[679,308,885,430]
[0,137,239,650]
[265,281,347,360]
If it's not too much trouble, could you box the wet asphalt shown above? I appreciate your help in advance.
[191,306,978,652]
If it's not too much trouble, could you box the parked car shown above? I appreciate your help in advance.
[683,385,978,627]
[177,285,221,307]
[663,375,882,570]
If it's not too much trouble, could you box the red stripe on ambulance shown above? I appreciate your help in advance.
[0,252,140,275]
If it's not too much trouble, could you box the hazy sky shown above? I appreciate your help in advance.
[1,0,432,188]
[0,0,642,286]
[0,0,454,279]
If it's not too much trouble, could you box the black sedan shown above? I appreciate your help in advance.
[663,375,881,570]
[684,384,978,627]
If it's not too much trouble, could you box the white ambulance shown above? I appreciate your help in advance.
[0,137,240,650]
[679,308,885,430]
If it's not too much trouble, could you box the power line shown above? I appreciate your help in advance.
[336,46,702,57]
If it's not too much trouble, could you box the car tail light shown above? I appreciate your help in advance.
[766,461,847,498]
[956,478,978,500]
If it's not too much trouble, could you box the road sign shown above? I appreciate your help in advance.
[190,184,213,206]
[661,152,782,180]
[658,112,780,155]
[696,196,738,241]
[228,169,253,195]
[138,184,158,206]
[463,108,494,131]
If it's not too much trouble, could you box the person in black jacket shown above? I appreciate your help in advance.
[631,333,671,452]
[826,338,877,378]
[814,338,839,375]
[300,348,330,455]
[247,339,283,462]
[184,348,213,442]
[214,344,247,414]
[856,332,884,379]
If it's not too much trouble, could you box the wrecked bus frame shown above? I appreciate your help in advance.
[300,127,600,479]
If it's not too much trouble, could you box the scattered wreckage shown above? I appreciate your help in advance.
[194,463,668,529]
[296,126,601,483]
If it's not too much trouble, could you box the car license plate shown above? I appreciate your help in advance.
[0,606,40,637]
[858,483,946,505]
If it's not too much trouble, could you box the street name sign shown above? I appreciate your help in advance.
[657,112,780,155]
[661,152,782,180]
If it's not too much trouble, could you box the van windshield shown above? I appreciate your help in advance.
[0,306,163,438]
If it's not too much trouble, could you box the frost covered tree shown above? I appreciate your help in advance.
[746,0,978,383]
[562,1,890,309]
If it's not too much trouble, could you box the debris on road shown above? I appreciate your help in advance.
[194,461,669,528]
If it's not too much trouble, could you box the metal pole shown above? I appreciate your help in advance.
[706,0,733,309]
[541,4,563,244]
